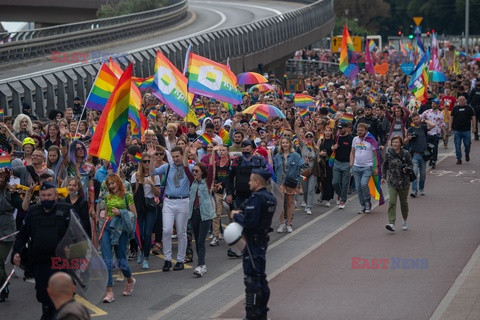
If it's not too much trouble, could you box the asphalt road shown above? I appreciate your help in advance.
[2,145,479,320]
[0,0,304,80]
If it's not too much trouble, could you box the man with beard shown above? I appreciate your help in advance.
[355,104,385,145]
[420,99,446,169]
[12,182,74,320]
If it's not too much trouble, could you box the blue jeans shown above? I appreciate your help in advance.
[138,207,157,259]
[453,130,471,160]
[302,175,317,208]
[411,153,426,192]
[332,161,351,203]
[101,220,132,287]
[352,165,372,207]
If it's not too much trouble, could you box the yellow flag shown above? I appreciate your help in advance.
[184,109,199,126]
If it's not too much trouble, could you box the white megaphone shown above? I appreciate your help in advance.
[223,222,246,255]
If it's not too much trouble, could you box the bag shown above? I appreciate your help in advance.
[145,197,157,210]
[422,143,435,161]
[301,167,312,179]
[406,168,417,182]
[284,176,298,189]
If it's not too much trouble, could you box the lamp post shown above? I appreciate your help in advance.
[345,9,349,28]
[465,0,469,53]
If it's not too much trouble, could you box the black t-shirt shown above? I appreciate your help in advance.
[451,105,475,131]
[335,134,354,162]
[187,132,198,143]
[407,124,428,153]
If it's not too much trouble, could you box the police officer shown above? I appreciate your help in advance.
[230,168,277,320]
[225,140,266,257]
[12,182,74,320]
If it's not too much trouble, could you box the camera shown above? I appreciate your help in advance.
[409,131,417,139]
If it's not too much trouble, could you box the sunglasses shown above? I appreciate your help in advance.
[155,152,165,156]
[192,169,200,173]
[142,160,150,163]
[306,135,313,138]
[75,147,83,151]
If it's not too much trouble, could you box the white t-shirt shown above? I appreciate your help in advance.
[352,136,375,167]
[131,174,161,198]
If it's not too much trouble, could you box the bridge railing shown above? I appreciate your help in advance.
[286,59,340,76]
[0,0,188,63]
[0,0,335,118]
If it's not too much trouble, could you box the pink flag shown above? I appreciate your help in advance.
[430,32,441,72]
[365,39,375,75]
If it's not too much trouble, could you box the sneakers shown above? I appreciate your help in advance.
[193,265,207,277]
[116,269,124,282]
[136,253,144,264]
[127,251,137,261]
[305,207,312,215]
[142,260,149,269]
[466,154,470,162]
[210,237,220,246]
[286,225,293,233]
[420,190,425,196]
[456,159,462,165]
[103,291,115,303]
[385,224,395,232]
[301,201,307,207]
[357,207,365,214]
[431,161,436,169]
[227,248,242,258]
[364,201,371,213]
[208,233,214,239]
[402,220,408,230]
[410,192,417,198]
[162,260,172,272]
[122,278,136,296]
[277,224,286,233]
[336,197,340,205]
[324,201,331,207]
[338,202,345,209]
[173,262,184,271]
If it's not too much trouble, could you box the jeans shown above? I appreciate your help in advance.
[332,161,350,202]
[138,206,157,259]
[453,130,471,160]
[411,153,426,192]
[162,198,189,262]
[302,175,317,208]
[352,165,373,207]
[321,164,334,201]
[426,134,440,162]
[100,220,132,287]
[387,186,409,224]
[190,208,211,266]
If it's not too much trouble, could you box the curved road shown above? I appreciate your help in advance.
[0,0,305,80]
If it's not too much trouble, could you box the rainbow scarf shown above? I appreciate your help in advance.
[364,133,385,205]
[198,133,213,146]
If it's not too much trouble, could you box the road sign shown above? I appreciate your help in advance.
[331,36,362,53]
[414,26,422,35]
[413,17,423,26]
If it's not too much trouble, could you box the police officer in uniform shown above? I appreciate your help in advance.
[12,182,74,320]
[230,168,277,320]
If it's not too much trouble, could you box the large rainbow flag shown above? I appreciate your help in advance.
[89,64,132,168]
[364,133,384,205]
[128,82,148,139]
[187,52,242,105]
[339,24,356,73]
[151,50,190,118]
[408,50,429,104]
[84,63,118,111]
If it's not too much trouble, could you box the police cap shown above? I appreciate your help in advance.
[40,182,56,191]
[251,168,271,181]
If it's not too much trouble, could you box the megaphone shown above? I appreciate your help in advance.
[223,222,246,255]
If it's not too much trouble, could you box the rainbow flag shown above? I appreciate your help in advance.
[148,109,158,120]
[108,57,124,77]
[187,52,242,105]
[339,24,354,72]
[306,141,314,152]
[133,76,154,91]
[198,133,213,146]
[197,112,206,122]
[340,113,354,123]
[365,38,376,75]
[318,84,326,91]
[299,108,309,119]
[368,39,376,52]
[292,134,299,146]
[128,81,148,140]
[409,51,429,104]
[328,104,338,114]
[88,126,95,136]
[0,153,11,169]
[0,109,4,117]
[218,128,232,146]
[194,101,204,113]
[85,63,119,111]
[328,133,340,167]
[222,102,235,116]
[295,94,315,108]
[133,152,142,163]
[365,133,384,205]
[151,50,190,118]
[89,64,132,169]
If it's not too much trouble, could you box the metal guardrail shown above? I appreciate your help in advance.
[285,59,340,76]
[0,0,335,118]
[0,0,187,63]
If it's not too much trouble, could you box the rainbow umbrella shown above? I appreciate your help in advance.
[242,104,285,122]
[248,83,274,94]
[237,72,268,85]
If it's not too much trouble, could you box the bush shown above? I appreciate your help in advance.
[97,0,172,18]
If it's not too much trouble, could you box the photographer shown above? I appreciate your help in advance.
[381,136,413,232]
[404,113,435,198]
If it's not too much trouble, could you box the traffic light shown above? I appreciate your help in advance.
[426,30,431,37]
[408,34,414,39]
[398,30,402,36]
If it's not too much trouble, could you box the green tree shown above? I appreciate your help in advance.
[334,0,391,34]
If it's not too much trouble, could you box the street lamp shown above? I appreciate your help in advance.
[345,9,349,28]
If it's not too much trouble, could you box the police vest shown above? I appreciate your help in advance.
[252,189,277,234]
[27,202,72,264]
